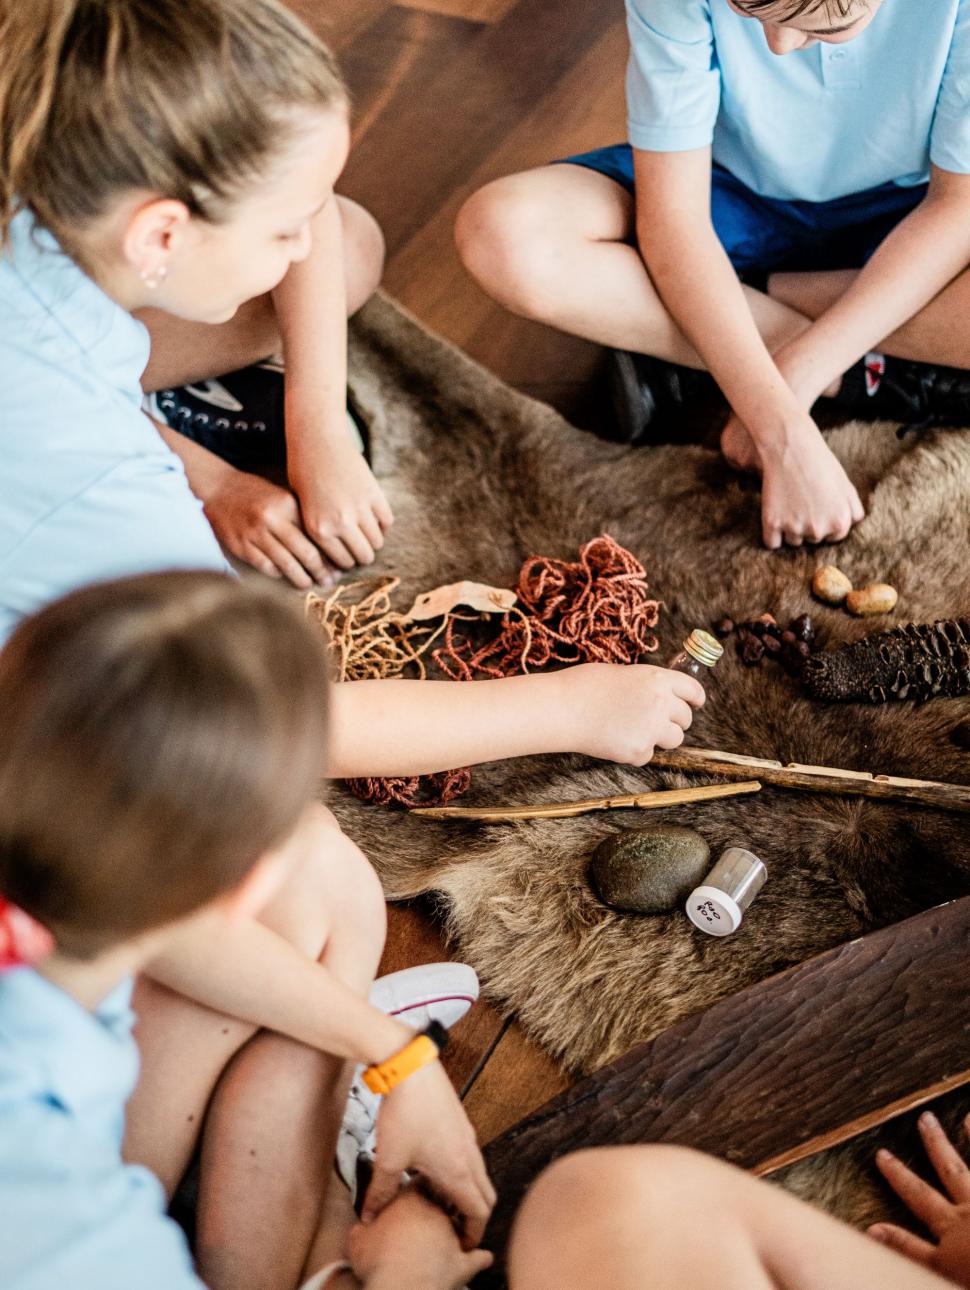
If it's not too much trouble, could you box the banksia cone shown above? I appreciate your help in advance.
[804,620,970,703]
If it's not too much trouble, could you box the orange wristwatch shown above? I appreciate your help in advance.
[362,1021,449,1096]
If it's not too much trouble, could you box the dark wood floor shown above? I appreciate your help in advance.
[291,0,629,1139]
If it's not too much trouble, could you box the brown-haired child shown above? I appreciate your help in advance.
[0,572,491,1290]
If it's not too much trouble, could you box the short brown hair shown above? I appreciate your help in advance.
[0,572,329,958]
[731,0,863,18]
[0,0,347,255]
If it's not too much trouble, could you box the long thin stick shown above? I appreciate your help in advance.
[649,747,970,815]
[411,779,762,822]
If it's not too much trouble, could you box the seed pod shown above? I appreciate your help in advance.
[741,637,764,666]
[762,633,782,656]
[790,613,815,644]
[812,565,853,606]
[805,620,970,703]
[846,583,898,617]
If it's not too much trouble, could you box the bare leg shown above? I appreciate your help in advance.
[455,165,813,365]
[138,195,385,392]
[508,1146,950,1290]
[770,266,970,369]
[124,804,387,1290]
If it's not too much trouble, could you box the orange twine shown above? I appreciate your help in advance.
[346,535,660,809]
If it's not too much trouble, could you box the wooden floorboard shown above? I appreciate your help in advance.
[295,0,627,1140]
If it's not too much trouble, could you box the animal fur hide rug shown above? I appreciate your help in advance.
[336,292,970,1226]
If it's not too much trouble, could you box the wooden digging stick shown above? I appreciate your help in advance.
[650,746,970,815]
[472,898,970,1289]
[411,779,762,822]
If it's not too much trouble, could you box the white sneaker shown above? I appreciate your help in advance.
[368,962,479,1031]
[336,962,479,1199]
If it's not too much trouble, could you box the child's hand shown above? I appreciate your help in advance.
[720,414,762,474]
[289,434,393,573]
[362,1061,496,1249]
[869,1111,970,1288]
[759,416,865,549]
[203,466,335,589]
[562,662,705,765]
[348,1189,493,1290]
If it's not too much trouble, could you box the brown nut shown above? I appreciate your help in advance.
[846,583,898,616]
[790,613,815,644]
[812,565,853,606]
[714,617,735,639]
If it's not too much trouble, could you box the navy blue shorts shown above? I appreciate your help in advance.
[558,144,926,277]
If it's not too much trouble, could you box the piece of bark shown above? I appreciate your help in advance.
[474,899,970,1287]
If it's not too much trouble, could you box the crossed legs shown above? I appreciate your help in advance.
[456,164,970,376]
[124,804,387,1290]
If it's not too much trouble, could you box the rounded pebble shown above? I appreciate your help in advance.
[590,827,711,914]
[812,565,853,606]
[846,583,898,616]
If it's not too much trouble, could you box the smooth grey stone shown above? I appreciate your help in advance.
[590,826,711,914]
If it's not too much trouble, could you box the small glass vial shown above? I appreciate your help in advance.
[686,847,767,937]
[668,629,723,679]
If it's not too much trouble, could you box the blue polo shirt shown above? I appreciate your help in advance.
[0,210,230,646]
[626,0,970,201]
[0,968,204,1289]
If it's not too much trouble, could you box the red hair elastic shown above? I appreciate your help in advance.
[0,897,55,969]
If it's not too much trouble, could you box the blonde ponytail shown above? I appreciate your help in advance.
[0,0,346,252]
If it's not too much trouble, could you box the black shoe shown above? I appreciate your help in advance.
[830,352,970,429]
[607,350,719,445]
[146,359,287,471]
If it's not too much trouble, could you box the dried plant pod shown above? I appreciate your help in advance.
[804,620,970,703]
[812,565,853,606]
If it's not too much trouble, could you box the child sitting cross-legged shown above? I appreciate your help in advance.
[0,0,704,798]
[0,572,493,1290]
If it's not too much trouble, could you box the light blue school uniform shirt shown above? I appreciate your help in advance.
[0,210,230,646]
[625,0,970,201]
[0,968,205,1290]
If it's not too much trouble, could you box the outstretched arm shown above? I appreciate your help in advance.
[325,664,705,779]
[632,146,863,549]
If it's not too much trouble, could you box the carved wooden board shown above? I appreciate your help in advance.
[476,899,970,1286]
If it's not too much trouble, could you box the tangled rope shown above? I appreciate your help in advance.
[434,535,660,680]
[331,535,661,809]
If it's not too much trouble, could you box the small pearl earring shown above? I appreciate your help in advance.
[140,264,168,290]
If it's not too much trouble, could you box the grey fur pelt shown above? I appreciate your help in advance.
[338,292,970,1227]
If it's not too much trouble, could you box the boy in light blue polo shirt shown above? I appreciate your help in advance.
[457,0,970,549]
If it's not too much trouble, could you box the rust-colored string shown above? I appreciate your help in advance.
[434,535,660,680]
[336,535,661,810]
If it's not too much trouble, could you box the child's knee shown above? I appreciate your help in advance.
[260,803,387,964]
[522,1145,716,1235]
[338,196,385,314]
[455,176,554,312]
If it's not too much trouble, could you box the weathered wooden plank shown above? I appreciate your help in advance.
[651,746,970,814]
[476,899,970,1283]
